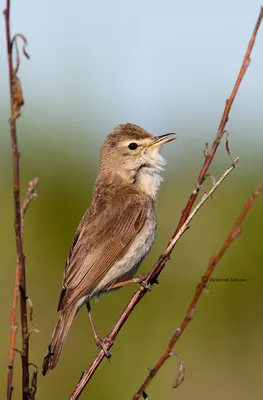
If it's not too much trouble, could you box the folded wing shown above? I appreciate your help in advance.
[58,192,149,312]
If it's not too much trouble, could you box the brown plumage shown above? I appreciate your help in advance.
[42,123,175,375]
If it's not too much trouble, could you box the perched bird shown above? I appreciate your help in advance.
[42,123,176,375]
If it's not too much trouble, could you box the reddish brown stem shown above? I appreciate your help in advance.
[69,8,263,400]
[133,179,263,399]
[4,1,34,399]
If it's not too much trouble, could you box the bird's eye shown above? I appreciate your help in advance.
[128,142,138,150]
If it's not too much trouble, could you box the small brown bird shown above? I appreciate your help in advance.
[42,123,176,375]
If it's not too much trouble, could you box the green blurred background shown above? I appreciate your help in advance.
[1,0,263,399]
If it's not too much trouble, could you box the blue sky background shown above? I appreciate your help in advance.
[0,0,263,150]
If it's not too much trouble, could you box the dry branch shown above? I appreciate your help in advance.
[133,179,263,399]
[70,7,263,399]
[4,1,38,399]
[70,158,239,399]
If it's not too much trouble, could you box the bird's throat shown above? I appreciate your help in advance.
[134,166,163,199]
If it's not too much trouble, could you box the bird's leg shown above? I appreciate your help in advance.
[109,273,156,291]
[86,302,112,358]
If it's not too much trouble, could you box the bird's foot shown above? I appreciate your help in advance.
[135,274,153,291]
[95,336,112,359]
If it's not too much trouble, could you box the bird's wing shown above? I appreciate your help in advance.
[58,193,149,312]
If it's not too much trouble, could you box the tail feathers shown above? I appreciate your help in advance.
[42,307,76,375]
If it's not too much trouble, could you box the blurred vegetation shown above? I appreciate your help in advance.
[0,116,263,400]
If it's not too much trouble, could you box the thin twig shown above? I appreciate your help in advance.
[70,159,239,400]
[133,178,263,399]
[4,1,35,399]
[69,8,263,399]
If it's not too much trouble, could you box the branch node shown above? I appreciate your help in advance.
[148,368,157,377]
[11,322,18,333]
[192,183,201,195]
[231,226,242,240]
[186,308,195,320]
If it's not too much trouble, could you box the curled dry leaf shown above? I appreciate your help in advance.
[205,173,217,186]
[11,33,30,68]
[11,73,24,119]
[10,34,30,120]
[28,363,38,399]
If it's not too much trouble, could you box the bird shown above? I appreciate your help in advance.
[42,123,176,375]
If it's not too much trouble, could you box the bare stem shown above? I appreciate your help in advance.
[4,1,36,399]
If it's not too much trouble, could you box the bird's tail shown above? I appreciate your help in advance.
[42,307,76,375]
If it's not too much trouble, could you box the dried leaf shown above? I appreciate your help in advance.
[28,363,38,399]
[170,353,185,389]
[28,297,34,324]
[224,129,231,155]
[11,73,24,119]
[205,173,217,187]
[28,329,40,337]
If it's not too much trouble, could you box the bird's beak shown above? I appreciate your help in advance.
[148,133,177,149]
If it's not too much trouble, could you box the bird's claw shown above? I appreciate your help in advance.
[95,336,112,359]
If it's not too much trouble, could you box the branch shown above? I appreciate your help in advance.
[133,178,263,399]
[4,1,37,399]
[69,7,263,399]
[70,159,239,399]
